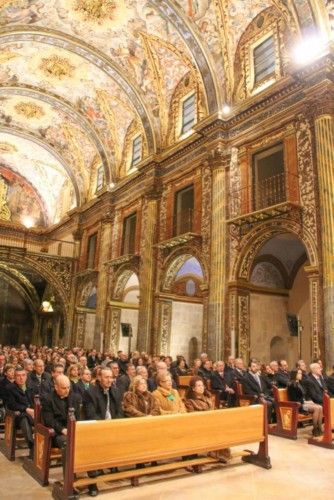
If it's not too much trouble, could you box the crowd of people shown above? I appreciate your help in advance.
[0,344,334,495]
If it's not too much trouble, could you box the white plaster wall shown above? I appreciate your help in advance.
[170,301,203,360]
[250,293,298,366]
[119,308,139,353]
[85,313,96,350]
[288,266,311,364]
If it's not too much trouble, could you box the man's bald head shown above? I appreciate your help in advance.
[55,374,70,398]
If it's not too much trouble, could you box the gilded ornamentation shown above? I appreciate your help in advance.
[296,116,317,242]
[110,307,121,353]
[76,313,85,346]
[39,55,75,80]
[238,294,250,361]
[0,176,11,221]
[280,407,292,430]
[213,0,234,102]
[96,90,122,168]
[201,164,212,268]
[159,300,172,354]
[120,119,147,177]
[14,102,45,120]
[73,0,116,23]
[0,141,17,154]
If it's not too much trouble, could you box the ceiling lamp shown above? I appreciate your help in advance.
[293,33,327,66]
[222,104,231,115]
[22,215,35,228]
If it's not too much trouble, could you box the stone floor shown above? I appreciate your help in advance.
[1,427,333,500]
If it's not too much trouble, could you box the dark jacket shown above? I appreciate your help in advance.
[197,367,212,381]
[230,368,246,383]
[27,371,52,396]
[73,379,92,399]
[275,370,290,388]
[0,377,13,405]
[6,383,34,414]
[287,382,307,412]
[326,373,334,397]
[242,371,271,398]
[83,382,123,420]
[211,371,233,391]
[41,390,81,435]
[305,374,326,405]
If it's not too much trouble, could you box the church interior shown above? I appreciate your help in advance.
[0,1,334,498]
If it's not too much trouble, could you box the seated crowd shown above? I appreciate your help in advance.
[0,345,334,495]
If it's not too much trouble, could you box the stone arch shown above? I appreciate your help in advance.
[160,248,208,293]
[231,220,318,282]
[112,264,140,301]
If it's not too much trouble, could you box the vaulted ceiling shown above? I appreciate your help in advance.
[0,0,331,226]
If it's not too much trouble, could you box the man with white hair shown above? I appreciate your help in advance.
[305,363,327,405]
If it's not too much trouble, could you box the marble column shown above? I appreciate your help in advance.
[207,147,228,361]
[314,113,334,367]
[94,218,113,350]
[137,196,158,352]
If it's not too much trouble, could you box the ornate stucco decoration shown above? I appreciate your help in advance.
[39,54,75,80]
[14,101,45,119]
[73,0,116,23]
[0,176,11,221]
[0,142,17,154]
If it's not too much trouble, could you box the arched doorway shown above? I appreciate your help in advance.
[248,232,312,364]
[159,256,205,360]
[118,273,140,353]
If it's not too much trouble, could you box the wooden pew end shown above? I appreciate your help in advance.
[242,449,272,470]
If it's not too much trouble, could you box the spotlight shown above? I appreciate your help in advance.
[22,216,34,228]
[222,104,231,115]
[293,34,327,65]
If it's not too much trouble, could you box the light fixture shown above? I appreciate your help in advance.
[293,33,327,66]
[41,300,53,312]
[21,215,34,228]
[222,104,231,115]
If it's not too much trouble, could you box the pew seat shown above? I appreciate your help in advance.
[0,409,27,461]
[269,386,312,440]
[308,393,334,449]
[52,404,271,499]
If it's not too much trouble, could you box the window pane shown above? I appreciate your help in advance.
[122,213,137,254]
[182,94,195,134]
[132,136,142,166]
[254,36,275,83]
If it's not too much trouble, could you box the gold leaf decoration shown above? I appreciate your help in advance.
[39,55,75,80]
[0,142,17,154]
[14,102,45,119]
[74,0,116,23]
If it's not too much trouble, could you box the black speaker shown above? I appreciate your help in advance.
[286,314,298,336]
[121,323,132,338]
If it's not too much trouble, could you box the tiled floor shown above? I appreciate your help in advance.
[0,427,333,499]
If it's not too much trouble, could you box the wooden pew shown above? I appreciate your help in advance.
[23,395,62,486]
[235,382,257,407]
[52,404,271,499]
[308,393,334,449]
[0,394,41,461]
[269,386,312,440]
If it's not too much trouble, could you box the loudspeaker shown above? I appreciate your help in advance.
[286,314,298,336]
[121,323,132,338]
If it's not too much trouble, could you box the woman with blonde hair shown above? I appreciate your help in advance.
[122,375,160,417]
[152,373,186,414]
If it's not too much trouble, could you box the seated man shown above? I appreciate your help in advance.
[327,367,334,397]
[242,361,275,422]
[27,359,52,397]
[211,361,235,406]
[83,367,123,495]
[305,362,327,404]
[41,375,81,477]
[276,360,290,388]
[50,363,65,390]
[74,367,93,399]
[6,366,35,458]
[117,363,136,399]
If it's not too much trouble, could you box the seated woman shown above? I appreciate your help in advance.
[184,376,231,461]
[122,375,160,417]
[152,373,186,414]
[66,363,80,391]
[287,368,323,437]
[184,376,214,412]
[172,357,189,382]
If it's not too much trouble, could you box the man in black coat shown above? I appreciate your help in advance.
[83,366,123,421]
[276,360,290,388]
[305,363,327,404]
[27,359,52,396]
[73,367,93,400]
[327,367,334,397]
[117,363,136,399]
[231,358,247,382]
[211,361,236,406]
[242,361,274,422]
[6,367,35,457]
[83,367,123,496]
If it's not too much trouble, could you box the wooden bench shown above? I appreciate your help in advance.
[177,376,221,408]
[52,404,271,499]
[308,393,334,449]
[235,382,257,407]
[0,394,41,461]
[269,386,312,440]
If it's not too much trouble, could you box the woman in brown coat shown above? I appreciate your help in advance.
[123,375,160,417]
[152,373,186,414]
[184,376,214,412]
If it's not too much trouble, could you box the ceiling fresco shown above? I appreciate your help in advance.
[0,1,329,226]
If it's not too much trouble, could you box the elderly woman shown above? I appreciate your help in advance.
[184,376,214,412]
[152,373,186,414]
[122,375,160,417]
